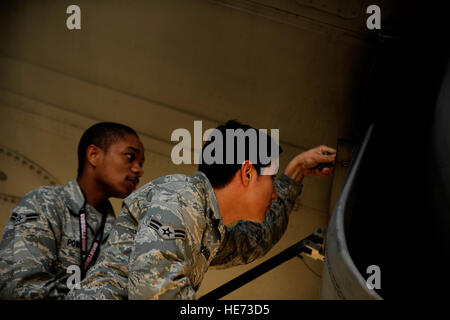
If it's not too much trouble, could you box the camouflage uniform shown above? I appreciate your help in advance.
[0,180,116,299]
[67,171,302,300]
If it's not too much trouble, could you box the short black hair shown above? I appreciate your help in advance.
[77,122,138,177]
[198,120,282,188]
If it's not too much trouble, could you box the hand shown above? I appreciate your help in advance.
[284,145,337,182]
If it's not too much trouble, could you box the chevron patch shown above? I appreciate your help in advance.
[11,212,39,226]
[149,217,186,240]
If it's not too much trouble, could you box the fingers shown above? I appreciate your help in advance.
[314,168,324,176]
[318,145,336,155]
[317,153,336,163]
[305,166,334,177]
[314,145,336,163]
[315,167,331,177]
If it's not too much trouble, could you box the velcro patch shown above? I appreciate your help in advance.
[11,212,39,225]
[149,217,186,240]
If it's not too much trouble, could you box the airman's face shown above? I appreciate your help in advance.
[245,164,278,222]
[96,133,145,198]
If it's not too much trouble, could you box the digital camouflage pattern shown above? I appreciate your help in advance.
[0,180,116,299]
[67,171,302,300]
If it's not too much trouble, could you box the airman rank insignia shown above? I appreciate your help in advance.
[11,212,39,226]
[149,217,186,240]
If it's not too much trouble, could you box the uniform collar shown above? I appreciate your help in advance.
[194,171,227,245]
[63,179,115,219]
[63,179,86,215]
[193,171,222,222]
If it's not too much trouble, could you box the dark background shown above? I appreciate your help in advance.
[347,0,450,299]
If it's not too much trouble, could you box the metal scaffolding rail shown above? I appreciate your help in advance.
[199,228,324,300]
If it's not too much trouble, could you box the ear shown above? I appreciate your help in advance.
[240,160,253,187]
[85,144,103,168]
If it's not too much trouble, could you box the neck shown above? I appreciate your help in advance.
[76,174,109,212]
[214,184,245,226]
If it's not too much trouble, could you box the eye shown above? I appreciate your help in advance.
[125,153,136,162]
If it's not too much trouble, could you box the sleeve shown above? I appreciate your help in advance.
[210,173,303,268]
[127,196,197,300]
[0,190,63,299]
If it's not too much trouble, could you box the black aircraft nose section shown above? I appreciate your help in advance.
[320,125,383,300]
[321,6,450,297]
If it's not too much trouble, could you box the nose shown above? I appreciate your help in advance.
[131,163,144,178]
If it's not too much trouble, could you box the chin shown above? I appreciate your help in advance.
[115,188,134,199]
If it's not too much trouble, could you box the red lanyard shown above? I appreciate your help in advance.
[78,202,107,276]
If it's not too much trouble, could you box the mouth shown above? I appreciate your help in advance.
[126,176,139,189]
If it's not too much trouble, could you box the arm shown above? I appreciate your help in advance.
[0,190,62,299]
[210,145,336,268]
[210,173,302,268]
[127,198,197,300]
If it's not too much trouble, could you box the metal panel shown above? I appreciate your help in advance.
[320,124,382,300]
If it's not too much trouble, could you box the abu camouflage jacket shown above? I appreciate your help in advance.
[0,180,116,299]
[67,171,302,300]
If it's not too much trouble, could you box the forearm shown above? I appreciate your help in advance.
[128,266,196,300]
[284,159,305,183]
[210,173,303,268]
[0,243,62,299]
[0,213,60,299]
[12,269,63,299]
